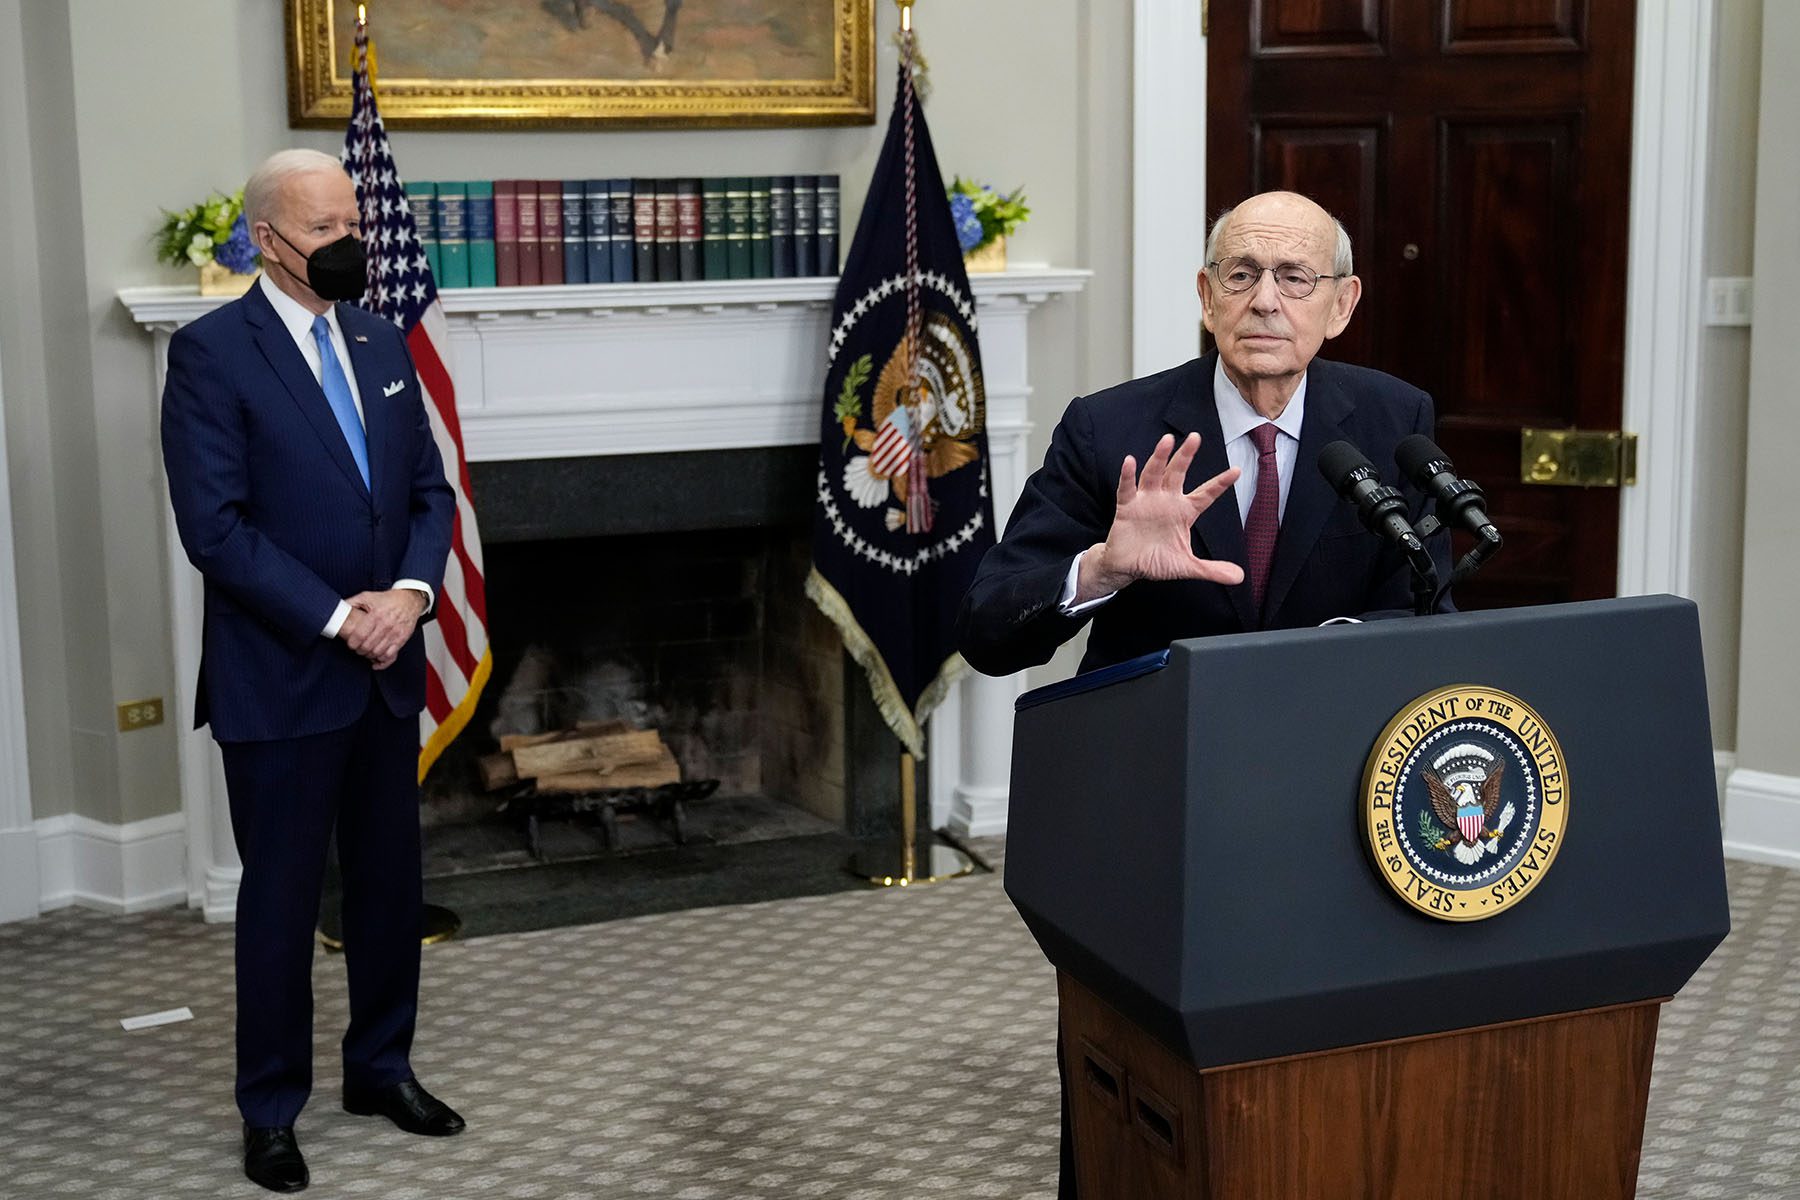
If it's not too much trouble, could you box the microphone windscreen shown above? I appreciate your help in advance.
[1318,439,1374,492]
[1395,433,1452,484]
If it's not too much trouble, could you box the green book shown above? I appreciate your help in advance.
[725,177,752,280]
[702,179,729,280]
[749,176,772,279]
[433,181,470,288]
[465,180,496,287]
[404,180,438,280]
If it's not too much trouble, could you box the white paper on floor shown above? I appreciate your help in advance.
[120,1006,194,1031]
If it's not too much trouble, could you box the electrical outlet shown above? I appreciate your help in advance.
[1705,277,1753,327]
[116,698,165,732]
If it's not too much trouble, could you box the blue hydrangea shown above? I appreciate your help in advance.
[949,192,984,252]
[214,213,259,274]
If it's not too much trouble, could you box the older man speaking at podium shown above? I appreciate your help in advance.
[956,189,1455,1196]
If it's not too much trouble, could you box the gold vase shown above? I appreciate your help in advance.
[963,235,1007,273]
[198,260,256,297]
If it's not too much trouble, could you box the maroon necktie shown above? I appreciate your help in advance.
[1245,423,1282,614]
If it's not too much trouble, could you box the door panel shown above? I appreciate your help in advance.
[1210,0,1634,607]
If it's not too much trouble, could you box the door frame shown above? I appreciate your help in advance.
[0,329,39,923]
[1131,0,1714,602]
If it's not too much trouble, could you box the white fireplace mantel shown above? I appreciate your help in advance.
[121,267,1089,921]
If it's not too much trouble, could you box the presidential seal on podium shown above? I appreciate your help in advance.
[1363,685,1569,922]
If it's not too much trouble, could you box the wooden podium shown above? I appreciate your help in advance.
[1007,598,1729,1200]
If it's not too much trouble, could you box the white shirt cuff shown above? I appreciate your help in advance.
[1058,550,1118,616]
[323,600,352,639]
[394,579,434,614]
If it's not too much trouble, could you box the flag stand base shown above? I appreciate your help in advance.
[849,843,975,887]
[319,902,462,952]
[845,751,974,886]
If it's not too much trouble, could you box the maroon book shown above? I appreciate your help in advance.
[494,180,520,286]
[517,182,541,287]
[675,178,702,281]
[538,180,564,286]
[654,179,679,283]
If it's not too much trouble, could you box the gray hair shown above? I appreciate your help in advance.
[1205,203,1354,277]
[243,148,348,231]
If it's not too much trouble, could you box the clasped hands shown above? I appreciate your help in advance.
[337,588,427,670]
[1073,432,1247,605]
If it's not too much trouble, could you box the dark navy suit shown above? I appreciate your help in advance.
[956,351,1453,1198]
[958,351,1453,676]
[161,280,453,1128]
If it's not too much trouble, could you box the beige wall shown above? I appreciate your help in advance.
[1734,1,1800,778]
[1694,0,1761,751]
[1,0,1129,825]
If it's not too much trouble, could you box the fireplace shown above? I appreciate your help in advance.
[122,268,1086,920]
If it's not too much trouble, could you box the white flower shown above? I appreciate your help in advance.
[186,232,212,266]
[842,455,889,509]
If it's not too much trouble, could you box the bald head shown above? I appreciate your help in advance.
[1197,190,1362,416]
[1205,191,1352,278]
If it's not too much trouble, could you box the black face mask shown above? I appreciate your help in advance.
[271,226,368,302]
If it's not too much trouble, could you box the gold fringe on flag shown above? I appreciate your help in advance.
[804,567,968,760]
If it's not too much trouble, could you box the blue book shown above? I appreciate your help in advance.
[608,178,634,282]
[434,182,470,288]
[466,181,496,287]
[561,180,587,285]
[584,180,612,283]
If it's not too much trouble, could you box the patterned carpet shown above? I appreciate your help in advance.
[0,853,1793,1200]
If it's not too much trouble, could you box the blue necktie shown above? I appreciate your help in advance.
[310,315,370,489]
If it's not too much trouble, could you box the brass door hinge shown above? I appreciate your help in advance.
[1202,0,1209,37]
[1520,429,1638,488]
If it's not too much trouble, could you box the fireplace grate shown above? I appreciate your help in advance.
[499,779,723,861]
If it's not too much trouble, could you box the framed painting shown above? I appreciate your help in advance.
[285,0,876,129]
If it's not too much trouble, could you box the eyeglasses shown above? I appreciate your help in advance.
[1208,257,1341,299]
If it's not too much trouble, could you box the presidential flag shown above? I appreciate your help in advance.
[342,17,492,780]
[806,48,993,759]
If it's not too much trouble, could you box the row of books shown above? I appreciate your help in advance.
[404,178,842,288]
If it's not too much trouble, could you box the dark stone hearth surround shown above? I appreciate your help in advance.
[470,447,818,542]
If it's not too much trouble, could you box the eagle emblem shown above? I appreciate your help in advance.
[1422,743,1516,865]
[835,311,985,533]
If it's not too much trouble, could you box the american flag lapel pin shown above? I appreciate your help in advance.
[353,334,369,343]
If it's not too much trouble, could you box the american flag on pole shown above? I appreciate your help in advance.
[342,16,491,780]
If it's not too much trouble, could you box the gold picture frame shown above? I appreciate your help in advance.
[285,0,875,130]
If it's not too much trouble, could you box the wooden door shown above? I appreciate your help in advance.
[1207,1,1636,607]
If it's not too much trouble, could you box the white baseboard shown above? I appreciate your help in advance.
[35,812,188,914]
[1722,767,1800,870]
[947,784,1011,839]
[0,825,40,923]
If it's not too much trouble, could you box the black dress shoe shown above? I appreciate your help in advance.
[342,1078,466,1136]
[243,1125,309,1193]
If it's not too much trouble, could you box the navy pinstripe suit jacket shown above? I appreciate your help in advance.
[956,352,1454,678]
[160,281,455,743]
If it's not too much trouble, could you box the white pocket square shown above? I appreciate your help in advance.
[382,379,405,397]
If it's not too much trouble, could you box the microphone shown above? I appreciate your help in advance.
[1318,440,1427,556]
[1394,435,1501,545]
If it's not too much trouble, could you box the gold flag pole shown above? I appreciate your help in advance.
[322,0,463,950]
[849,0,973,890]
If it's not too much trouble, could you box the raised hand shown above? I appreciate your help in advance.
[1074,432,1246,603]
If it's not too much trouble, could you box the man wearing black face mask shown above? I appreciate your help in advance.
[160,149,461,1193]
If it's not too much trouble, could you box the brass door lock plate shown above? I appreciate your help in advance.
[1520,429,1638,488]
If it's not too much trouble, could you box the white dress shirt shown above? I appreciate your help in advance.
[257,275,434,637]
[1058,359,1308,614]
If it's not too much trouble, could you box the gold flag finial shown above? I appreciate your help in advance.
[896,0,913,34]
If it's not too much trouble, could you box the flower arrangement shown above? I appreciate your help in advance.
[155,189,259,275]
[946,177,1030,253]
